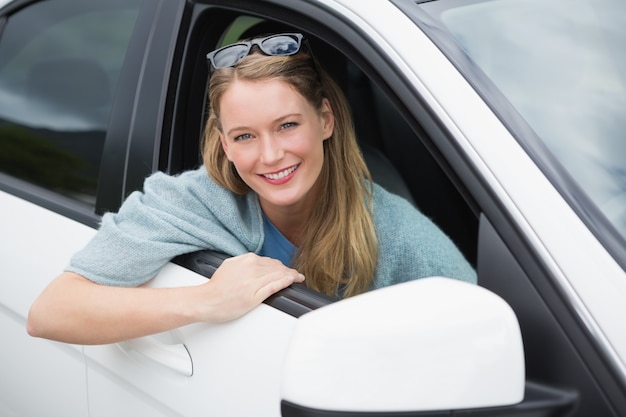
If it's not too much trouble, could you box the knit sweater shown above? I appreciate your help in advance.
[68,167,476,292]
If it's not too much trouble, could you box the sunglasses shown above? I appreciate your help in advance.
[206,33,305,69]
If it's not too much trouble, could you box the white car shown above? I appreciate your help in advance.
[1,0,625,416]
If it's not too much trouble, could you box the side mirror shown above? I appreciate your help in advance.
[280,277,525,415]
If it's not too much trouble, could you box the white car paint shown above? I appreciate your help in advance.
[84,266,299,417]
[0,189,91,416]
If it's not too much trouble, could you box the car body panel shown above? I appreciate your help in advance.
[0,188,91,416]
[85,277,297,416]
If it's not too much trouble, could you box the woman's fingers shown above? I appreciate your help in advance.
[252,268,305,300]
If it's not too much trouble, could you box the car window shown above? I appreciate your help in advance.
[419,0,626,259]
[0,0,141,207]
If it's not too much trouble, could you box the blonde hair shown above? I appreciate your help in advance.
[202,48,377,297]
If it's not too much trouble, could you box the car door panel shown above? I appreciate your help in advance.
[0,311,88,417]
[84,263,298,417]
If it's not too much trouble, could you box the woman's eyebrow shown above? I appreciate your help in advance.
[226,126,251,136]
[274,113,302,123]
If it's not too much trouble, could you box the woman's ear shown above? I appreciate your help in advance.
[219,133,232,161]
[320,98,334,140]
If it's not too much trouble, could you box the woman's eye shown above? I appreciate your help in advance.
[234,133,253,141]
[280,122,298,130]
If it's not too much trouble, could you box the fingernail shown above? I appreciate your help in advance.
[298,273,305,281]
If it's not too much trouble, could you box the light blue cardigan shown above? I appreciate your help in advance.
[69,167,476,293]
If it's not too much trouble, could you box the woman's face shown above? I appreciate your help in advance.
[218,79,334,216]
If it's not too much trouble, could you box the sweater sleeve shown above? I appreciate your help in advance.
[67,168,263,287]
[371,185,477,289]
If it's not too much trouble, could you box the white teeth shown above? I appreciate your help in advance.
[263,165,297,180]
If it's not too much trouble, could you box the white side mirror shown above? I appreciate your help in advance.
[281,277,524,414]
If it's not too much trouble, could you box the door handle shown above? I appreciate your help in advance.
[121,337,193,377]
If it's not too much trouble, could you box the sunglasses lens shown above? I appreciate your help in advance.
[207,34,304,69]
[212,44,251,68]
[260,35,301,56]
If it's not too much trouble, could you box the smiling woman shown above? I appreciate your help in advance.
[205,49,374,297]
[27,31,475,347]
[202,37,475,297]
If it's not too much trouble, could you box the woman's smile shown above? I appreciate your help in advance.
[260,164,300,184]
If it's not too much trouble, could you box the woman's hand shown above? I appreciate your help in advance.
[193,253,305,323]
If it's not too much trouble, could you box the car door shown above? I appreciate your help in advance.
[0,0,143,415]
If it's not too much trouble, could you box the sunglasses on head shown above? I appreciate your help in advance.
[206,33,305,70]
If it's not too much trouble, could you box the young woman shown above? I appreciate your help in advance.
[28,33,475,345]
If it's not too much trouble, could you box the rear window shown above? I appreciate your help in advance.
[0,0,141,206]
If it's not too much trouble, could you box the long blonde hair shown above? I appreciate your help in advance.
[203,47,377,297]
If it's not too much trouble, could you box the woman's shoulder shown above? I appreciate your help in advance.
[144,166,224,195]
[372,183,458,261]
[371,183,422,223]
[371,182,476,285]
[112,167,260,228]
[140,166,241,207]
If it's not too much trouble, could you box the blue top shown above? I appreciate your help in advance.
[68,167,476,295]
[260,215,297,266]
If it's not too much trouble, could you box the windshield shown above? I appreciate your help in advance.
[420,0,626,253]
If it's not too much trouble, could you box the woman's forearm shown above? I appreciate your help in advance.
[27,254,304,345]
[27,272,200,345]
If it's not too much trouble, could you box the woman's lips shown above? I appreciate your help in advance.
[260,164,299,184]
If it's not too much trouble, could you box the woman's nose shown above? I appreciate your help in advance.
[259,135,284,164]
